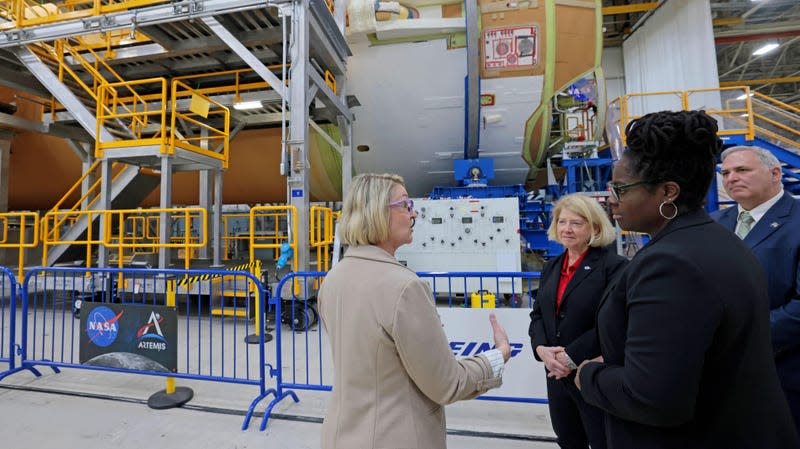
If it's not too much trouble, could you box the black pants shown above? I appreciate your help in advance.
[786,387,800,446]
[546,376,607,449]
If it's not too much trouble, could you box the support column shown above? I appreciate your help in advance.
[65,139,94,209]
[199,170,212,259]
[0,133,9,265]
[288,0,311,273]
[337,115,352,198]
[0,133,11,212]
[212,169,223,267]
[465,0,480,159]
[158,156,173,269]
[96,159,112,268]
[199,129,212,260]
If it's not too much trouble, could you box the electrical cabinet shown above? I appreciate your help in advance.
[396,197,522,294]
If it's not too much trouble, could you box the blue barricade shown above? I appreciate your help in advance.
[263,270,545,427]
[0,267,18,380]
[10,266,288,430]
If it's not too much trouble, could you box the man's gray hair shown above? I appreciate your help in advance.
[720,145,780,170]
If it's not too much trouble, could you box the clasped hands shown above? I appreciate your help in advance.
[535,345,574,379]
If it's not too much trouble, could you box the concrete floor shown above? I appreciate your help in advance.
[0,287,558,448]
[0,368,558,448]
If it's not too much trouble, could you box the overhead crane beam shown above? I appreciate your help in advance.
[602,3,658,16]
[720,76,800,87]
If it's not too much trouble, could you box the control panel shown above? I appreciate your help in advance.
[396,197,522,294]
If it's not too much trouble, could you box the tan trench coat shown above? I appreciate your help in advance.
[318,245,502,449]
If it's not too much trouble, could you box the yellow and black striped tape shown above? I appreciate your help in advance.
[175,262,259,286]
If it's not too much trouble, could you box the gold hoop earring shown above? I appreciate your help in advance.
[659,200,678,220]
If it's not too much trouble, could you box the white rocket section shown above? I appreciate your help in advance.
[347,38,542,197]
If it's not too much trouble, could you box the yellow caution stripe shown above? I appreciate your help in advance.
[175,262,259,287]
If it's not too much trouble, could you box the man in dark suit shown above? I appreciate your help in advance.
[712,145,800,435]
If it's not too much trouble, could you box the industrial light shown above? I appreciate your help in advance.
[736,93,753,100]
[233,100,262,110]
[753,43,779,56]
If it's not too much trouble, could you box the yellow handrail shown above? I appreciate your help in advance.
[9,0,172,28]
[96,77,167,157]
[0,212,39,280]
[104,207,207,271]
[222,212,288,261]
[42,209,105,268]
[753,91,800,116]
[620,86,756,144]
[310,206,334,272]
[170,79,230,168]
[250,205,298,333]
[46,162,129,245]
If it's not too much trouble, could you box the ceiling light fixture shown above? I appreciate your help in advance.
[752,42,779,56]
[233,100,262,110]
[736,93,753,100]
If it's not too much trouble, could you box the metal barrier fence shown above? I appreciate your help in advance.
[263,270,544,427]
[9,266,291,429]
[0,267,18,380]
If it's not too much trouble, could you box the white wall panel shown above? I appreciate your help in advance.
[623,0,721,116]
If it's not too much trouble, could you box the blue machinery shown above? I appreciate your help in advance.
[432,157,615,257]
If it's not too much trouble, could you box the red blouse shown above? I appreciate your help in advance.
[556,249,588,313]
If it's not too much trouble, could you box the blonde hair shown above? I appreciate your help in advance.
[547,194,616,247]
[339,173,405,246]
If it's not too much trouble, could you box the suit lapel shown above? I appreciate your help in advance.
[717,207,738,231]
[745,193,793,248]
[559,248,601,309]
[539,253,565,318]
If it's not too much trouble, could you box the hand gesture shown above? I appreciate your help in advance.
[489,313,511,362]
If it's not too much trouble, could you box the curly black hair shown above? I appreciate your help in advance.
[623,110,722,210]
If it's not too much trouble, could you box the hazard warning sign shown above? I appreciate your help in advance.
[483,26,538,70]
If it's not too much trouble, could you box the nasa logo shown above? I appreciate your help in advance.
[86,306,122,348]
[449,341,524,358]
[136,311,167,351]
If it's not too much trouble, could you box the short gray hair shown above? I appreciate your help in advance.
[720,145,780,170]
[339,173,405,246]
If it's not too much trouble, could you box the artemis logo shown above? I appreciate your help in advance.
[136,311,167,351]
[449,341,524,358]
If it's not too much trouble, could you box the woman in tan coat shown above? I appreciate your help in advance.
[318,173,511,449]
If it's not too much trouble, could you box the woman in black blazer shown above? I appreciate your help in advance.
[576,110,799,448]
[529,194,627,449]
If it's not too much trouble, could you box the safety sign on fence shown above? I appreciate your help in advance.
[80,303,178,372]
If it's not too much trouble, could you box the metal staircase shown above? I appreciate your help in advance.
[15,36,216,265]
[725,91,800,194]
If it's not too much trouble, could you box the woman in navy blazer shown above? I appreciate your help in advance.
[529,194,627,449]
[576,110,799,448]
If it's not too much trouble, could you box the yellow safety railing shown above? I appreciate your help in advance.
[250,205,297,335]
[96,77,167,156]
[0,212,39,280]
[122,215,157,255]
[170,79,230,168]
[222,212,288,261]
[310,206,333,273]
[104,207,207,271]
[6,0,171,28]
[42,209,106,268]
[44,161,130,256]
[173,66,290,103]
[748,91,800,150]
[619,86,756,144]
